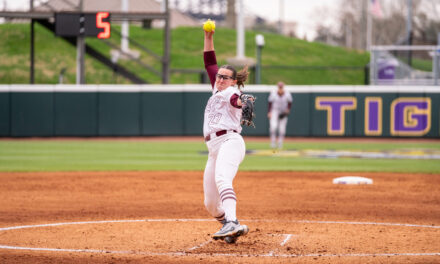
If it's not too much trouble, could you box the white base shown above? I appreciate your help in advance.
[333,176,373,185]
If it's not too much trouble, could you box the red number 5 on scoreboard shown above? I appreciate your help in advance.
[96,12,110,39]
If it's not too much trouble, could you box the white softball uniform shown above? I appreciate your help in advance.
[203,86,243,137]
[268,90,293,149]
[203,85,245,223]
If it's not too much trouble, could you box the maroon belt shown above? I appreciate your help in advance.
[205,130,237,142]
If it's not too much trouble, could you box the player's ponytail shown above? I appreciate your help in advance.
[236,66,249,90]
[220,65,250,90]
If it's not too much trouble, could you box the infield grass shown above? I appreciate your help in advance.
[0,139,439,173]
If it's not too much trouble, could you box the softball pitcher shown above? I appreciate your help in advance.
[202,25,252,242]
[268,82,292,149]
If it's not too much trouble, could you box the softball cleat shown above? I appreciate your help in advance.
[212,220,249,240]
[224,236,237,244]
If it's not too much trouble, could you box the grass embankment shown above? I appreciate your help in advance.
[0,140,439,173]
[0,23,370,84]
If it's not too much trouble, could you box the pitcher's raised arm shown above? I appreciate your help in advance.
[203,28,218,88]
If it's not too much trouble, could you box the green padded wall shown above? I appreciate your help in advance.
[11,93,54,137]
[98,93,141,136]
[1,87,438,138]
[141,92,184,136]
[0,93,9,136]
[55,93,98,136]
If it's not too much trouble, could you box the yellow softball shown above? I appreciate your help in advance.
[203,19,215,32]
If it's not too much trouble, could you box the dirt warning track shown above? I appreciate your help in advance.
[0,171,439,263]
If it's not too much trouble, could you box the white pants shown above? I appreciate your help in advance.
[270,111,288,149]
[203,132,245,222]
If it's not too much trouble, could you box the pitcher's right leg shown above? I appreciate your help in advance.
[212,135,249,240]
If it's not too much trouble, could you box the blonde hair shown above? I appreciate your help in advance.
[220,65,250,89]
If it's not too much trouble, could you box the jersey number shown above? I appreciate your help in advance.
[208,113,222,125]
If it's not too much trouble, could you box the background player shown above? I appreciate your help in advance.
[202,23,250,241]
[267,81,293,149]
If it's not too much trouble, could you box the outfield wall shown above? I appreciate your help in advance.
[0,85,439,138]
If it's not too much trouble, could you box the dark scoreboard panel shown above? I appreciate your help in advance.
[55,12,110,38]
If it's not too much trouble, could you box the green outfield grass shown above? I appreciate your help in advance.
[0,23,369,85]
[0,139,439,173]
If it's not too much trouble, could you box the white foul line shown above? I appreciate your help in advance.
[1,219,439,232]
[0,219,214,232]
[0,218,439,259]
[0,245,439,258]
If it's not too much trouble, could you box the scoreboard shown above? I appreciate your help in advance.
[55,12,110,39]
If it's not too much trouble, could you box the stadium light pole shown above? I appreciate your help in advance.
[227,0,255,69]
[236,0,244,59]
[278,0,284,35]
[435,33,440,86]
[255,34,264,84]
[406,0,412,45]
[366,0,372,51]
[406,0,413,66]
[121,0,129,53]
[30,0,34,84]
[76,0,85,84]
[162,0,170,84]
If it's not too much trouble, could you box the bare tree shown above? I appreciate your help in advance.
[313,0,366,49]
[413,1,440,44]
[314,0,439,48]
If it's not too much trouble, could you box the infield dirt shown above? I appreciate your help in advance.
[0,171,439,263]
